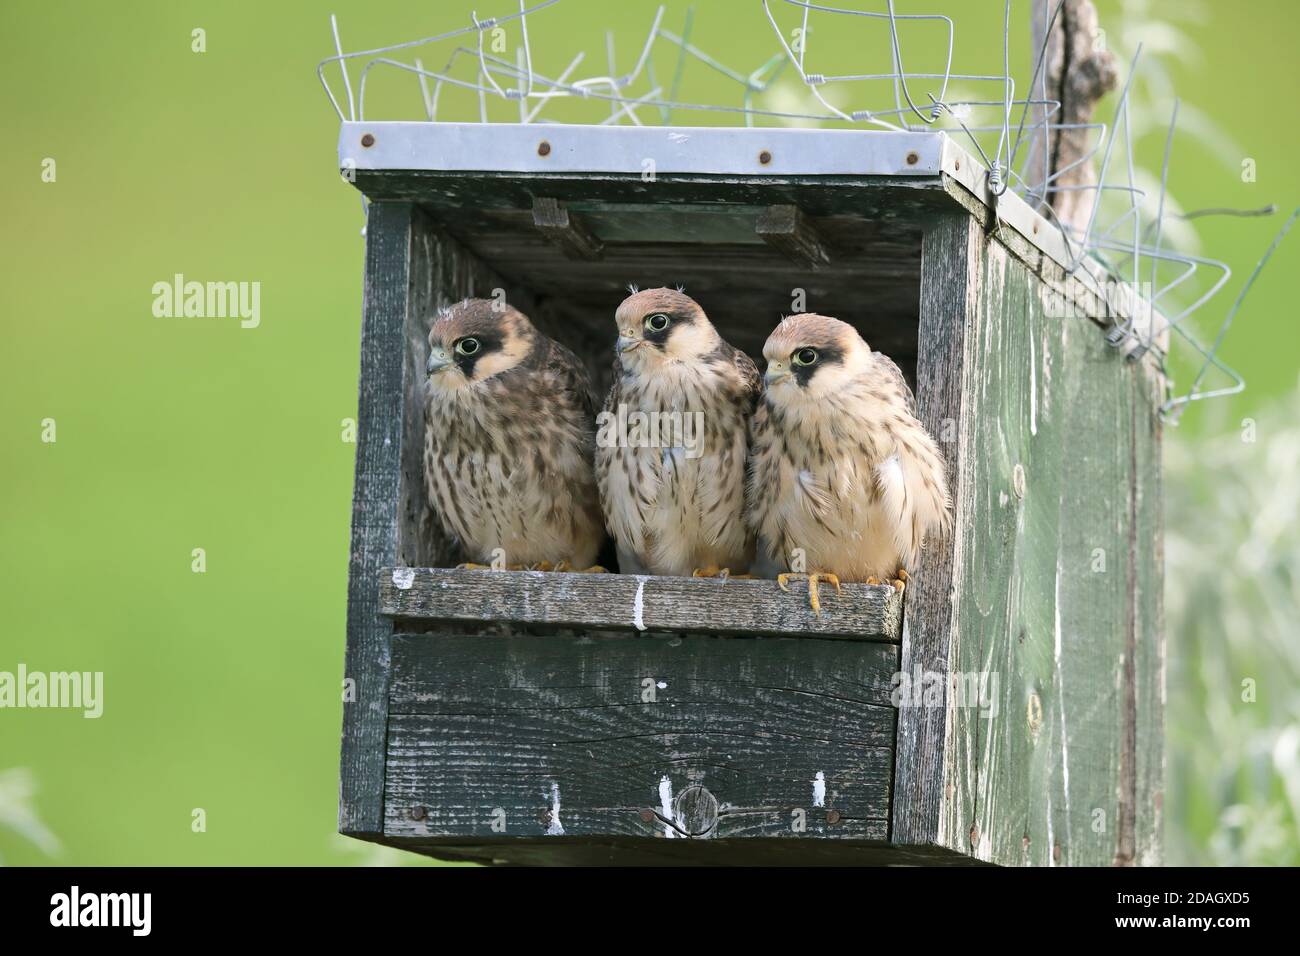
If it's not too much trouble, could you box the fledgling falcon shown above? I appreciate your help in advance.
[423,299,606,570]
[747,313,951,612]
[595,288,761,577]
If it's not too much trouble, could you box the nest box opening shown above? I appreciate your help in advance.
[346,125,960,642]
[422,192,924,397]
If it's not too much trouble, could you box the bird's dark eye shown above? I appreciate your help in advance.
[793,347,819,367]
[645,313,670,332]
[455,337,480,356]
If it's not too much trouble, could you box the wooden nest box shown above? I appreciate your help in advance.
[338,122,1164,866]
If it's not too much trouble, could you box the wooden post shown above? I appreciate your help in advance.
[1023,0,1118,231]
[339,201,414,836]
[892,213,982,849]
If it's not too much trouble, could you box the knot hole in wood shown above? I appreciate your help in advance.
[673,785,719,837]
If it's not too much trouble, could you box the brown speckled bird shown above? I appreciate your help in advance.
[423,299,606,570]
[747,313,951,612]
[595,288,761,577]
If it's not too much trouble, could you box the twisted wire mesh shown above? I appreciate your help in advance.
[319,0,1290,420]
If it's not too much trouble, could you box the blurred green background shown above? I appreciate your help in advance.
[0,0,1295,865]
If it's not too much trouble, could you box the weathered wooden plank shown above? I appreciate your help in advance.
[1130,362,1165,867]
[378,567,903,641]
[394,210,451,570]
[339,201,413,836]
[531,197,604,260]
[382,631,897,848]
[381,837,985,867]
[344,206,547,835]
[755,204,831,270]
[892,213,982,848]
[938,232,1163,866]
[355,170,949,214]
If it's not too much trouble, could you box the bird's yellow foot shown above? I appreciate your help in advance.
[530,561,608,573]
[456,562,494,571]
[692,567,755,580]
[777,572,842,616]
[867,571,908,592]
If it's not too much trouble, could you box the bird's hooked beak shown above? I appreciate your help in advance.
[616,330,642,354]
[764,361,791,387]
[426,346,452,376]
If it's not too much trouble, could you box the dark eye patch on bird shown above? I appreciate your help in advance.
[642,310,688,348]
[792,343,842,387]
[454,330,501,378]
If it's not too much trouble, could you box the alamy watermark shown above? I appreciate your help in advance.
[596,404,705,460]
[0,664,103,718]
[50,886,150,936]
[152,273,260,329]
[1040,278,1153,323]
[891,665,999,720]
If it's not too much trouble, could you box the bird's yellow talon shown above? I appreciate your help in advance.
[776,572,839,616]
[456,562,493,571]
[530,560,574,572]
[577,565,609,573]
[693,566,744,579]
[866,575,882,586]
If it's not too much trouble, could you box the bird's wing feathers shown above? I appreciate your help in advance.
[873,439,952,568]
[872,350,917,416]
[732,345,763,410]
[596,363,655,555]
[544,338,599,423]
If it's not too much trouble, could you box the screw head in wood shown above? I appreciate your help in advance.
[906,151,919,166]
[969,825,979,846]
[360,133,375,148]
[537,140,552,157]
[1013,463,1026,499]
[759,150,772,165]
[1053,841,1063,862]
[639,808,656,823]
[538,809,551,824]
[409,805,426,821]
[825,809,842,825]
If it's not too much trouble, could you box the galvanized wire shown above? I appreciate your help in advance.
[319,0,1284,420]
